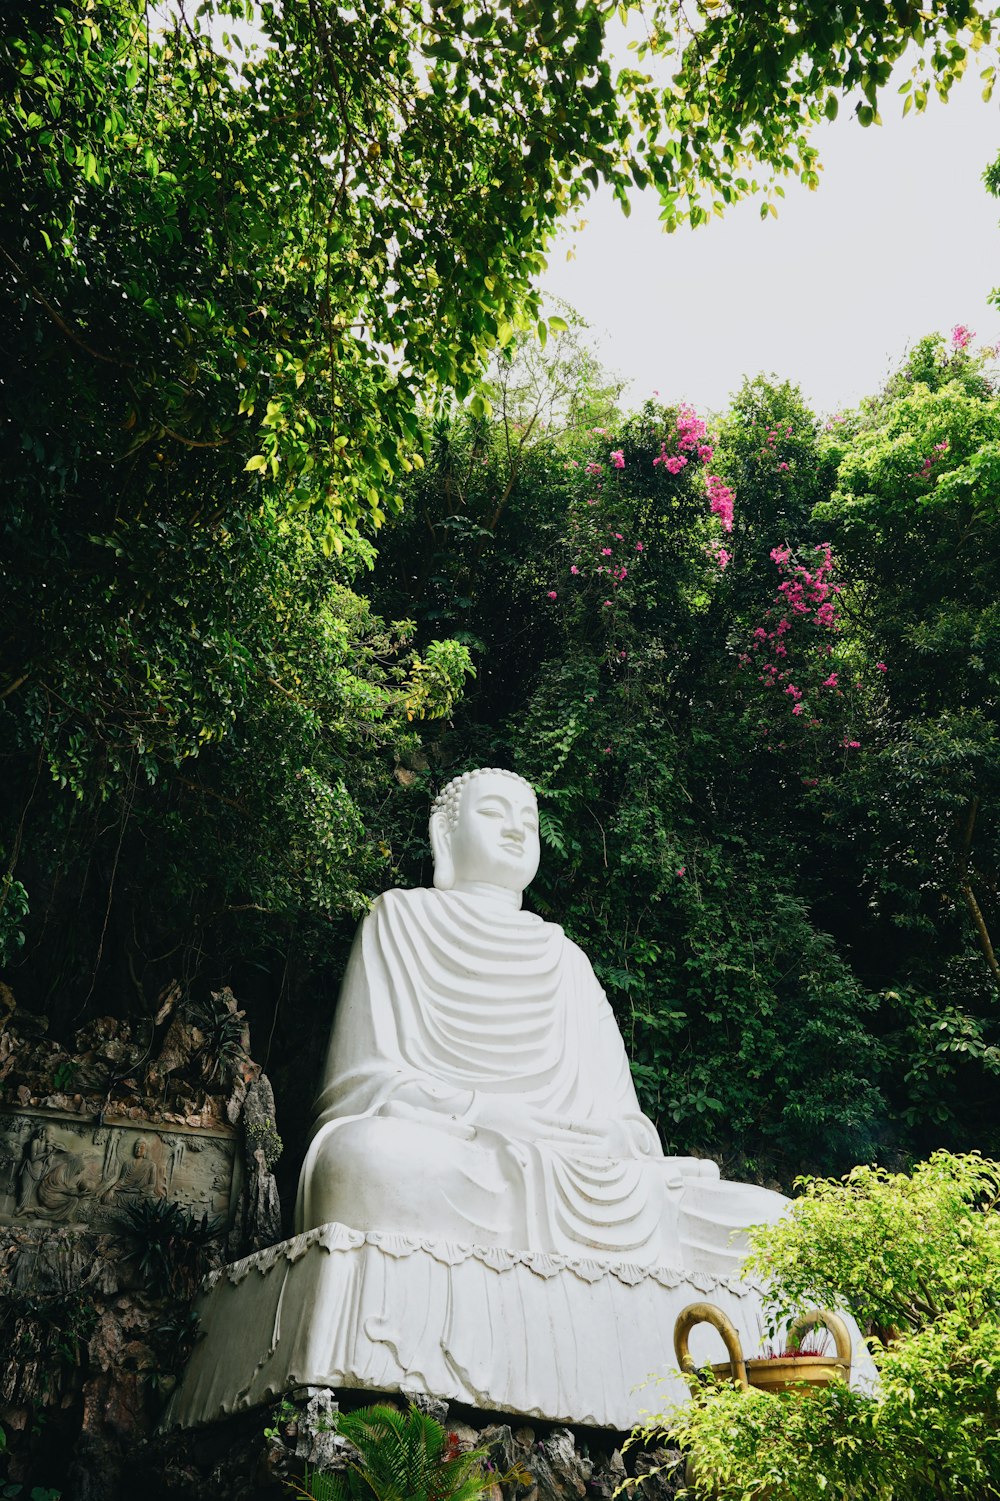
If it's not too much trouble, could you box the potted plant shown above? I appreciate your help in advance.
[673,1301,852,1395]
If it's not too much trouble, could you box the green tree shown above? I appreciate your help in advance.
[381,382,885,1180]
[814,333,1000,1151]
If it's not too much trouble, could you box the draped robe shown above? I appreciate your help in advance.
[295,888,684,1266]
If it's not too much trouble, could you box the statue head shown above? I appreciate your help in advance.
[429,768,540,897]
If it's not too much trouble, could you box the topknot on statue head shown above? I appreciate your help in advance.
[429,768,539,893]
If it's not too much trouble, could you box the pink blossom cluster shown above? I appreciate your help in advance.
[610,449,625,469]
[914,438,949,482]
[584,461,603,478]
[741,543,849,725]
[557,525,643,600]
[951,324,974,351]
[653,404,714,475]
[776,542,834,619]
[706,474,734,532]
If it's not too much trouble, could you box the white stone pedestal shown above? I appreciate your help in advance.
[167,1222,794,1431]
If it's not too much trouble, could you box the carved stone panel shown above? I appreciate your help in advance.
[0,1108,241,1230]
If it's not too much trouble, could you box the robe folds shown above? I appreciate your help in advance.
[295,888,685,1265]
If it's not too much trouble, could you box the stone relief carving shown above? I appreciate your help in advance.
[0,1109,239,1230]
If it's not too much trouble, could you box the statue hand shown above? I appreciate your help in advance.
[530,1114,635,1157]
[462,1093,538,1139]
[378,1098,477,1139]
[664,1154,721,1181]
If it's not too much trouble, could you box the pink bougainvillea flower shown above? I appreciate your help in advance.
[603,599,612,607]
[570,565,580,575]
[777,461,789,472]
[698,445,714,463]
[791,702,804,715]
[664,454,687,475]
[610,449,625,469]
[822,673,839,688]
[875,661,887,672]
[706,474,734,531]
[635,542,644,552]
[546,590,557,600]
[951,324,974,351]
[676,866,686,877]
[601,547,613,555]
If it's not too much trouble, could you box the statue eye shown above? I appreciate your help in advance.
[477,805,504,818]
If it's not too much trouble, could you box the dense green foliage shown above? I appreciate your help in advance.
[4,0,1000,1202]
[639,1152,1000,1500]
[370,336,1000,1178]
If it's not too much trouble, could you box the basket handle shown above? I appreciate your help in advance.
[673,1301,748,1388]
[786,1308,852,1368]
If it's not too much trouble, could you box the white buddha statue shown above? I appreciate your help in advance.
[295,767,785,1276]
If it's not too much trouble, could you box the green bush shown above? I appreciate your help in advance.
[292,1404,491,1501]
[632,1152,1000,1499]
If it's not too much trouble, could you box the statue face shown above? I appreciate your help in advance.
[449,773,540,893]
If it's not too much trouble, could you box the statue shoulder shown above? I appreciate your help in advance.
[559,931,612,998]
[363,886,436,925]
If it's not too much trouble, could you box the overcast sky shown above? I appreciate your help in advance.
[539,72,1000,419]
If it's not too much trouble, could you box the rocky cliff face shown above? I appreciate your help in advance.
[0,990,281,1497]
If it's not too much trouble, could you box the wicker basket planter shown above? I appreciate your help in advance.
[673,1300,852,1394]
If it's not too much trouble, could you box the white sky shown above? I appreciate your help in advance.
[539,72,1000,419]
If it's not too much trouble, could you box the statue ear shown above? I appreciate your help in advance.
[430,813,455,890]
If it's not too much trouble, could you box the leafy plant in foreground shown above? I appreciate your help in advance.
[291,1404,491,1501]
[631,1152,1000,1500]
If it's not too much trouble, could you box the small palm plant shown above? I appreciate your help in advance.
[291,1404,493,1501]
